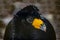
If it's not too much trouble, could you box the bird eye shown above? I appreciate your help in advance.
[26,16,33,23]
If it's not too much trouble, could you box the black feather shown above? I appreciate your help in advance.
[4,5,56,40]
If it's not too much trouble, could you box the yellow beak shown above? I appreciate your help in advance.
[32,18,44,29]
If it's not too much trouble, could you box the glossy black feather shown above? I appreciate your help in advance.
[4,5,56,40]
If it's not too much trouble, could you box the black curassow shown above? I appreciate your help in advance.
[4,5,56,40]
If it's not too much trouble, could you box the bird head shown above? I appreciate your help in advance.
[14,5,46,31]
[15,5,40,19]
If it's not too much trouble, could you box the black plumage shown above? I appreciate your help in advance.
[4,5,56,40]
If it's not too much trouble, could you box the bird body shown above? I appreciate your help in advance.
[4,5,56,40]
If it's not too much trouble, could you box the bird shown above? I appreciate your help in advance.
[3,5,56,40]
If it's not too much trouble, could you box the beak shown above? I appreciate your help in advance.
[40,24,46,32]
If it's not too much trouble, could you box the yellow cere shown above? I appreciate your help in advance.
[32,18,44,29]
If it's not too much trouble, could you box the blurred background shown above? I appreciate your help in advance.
[0,0,60,40]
